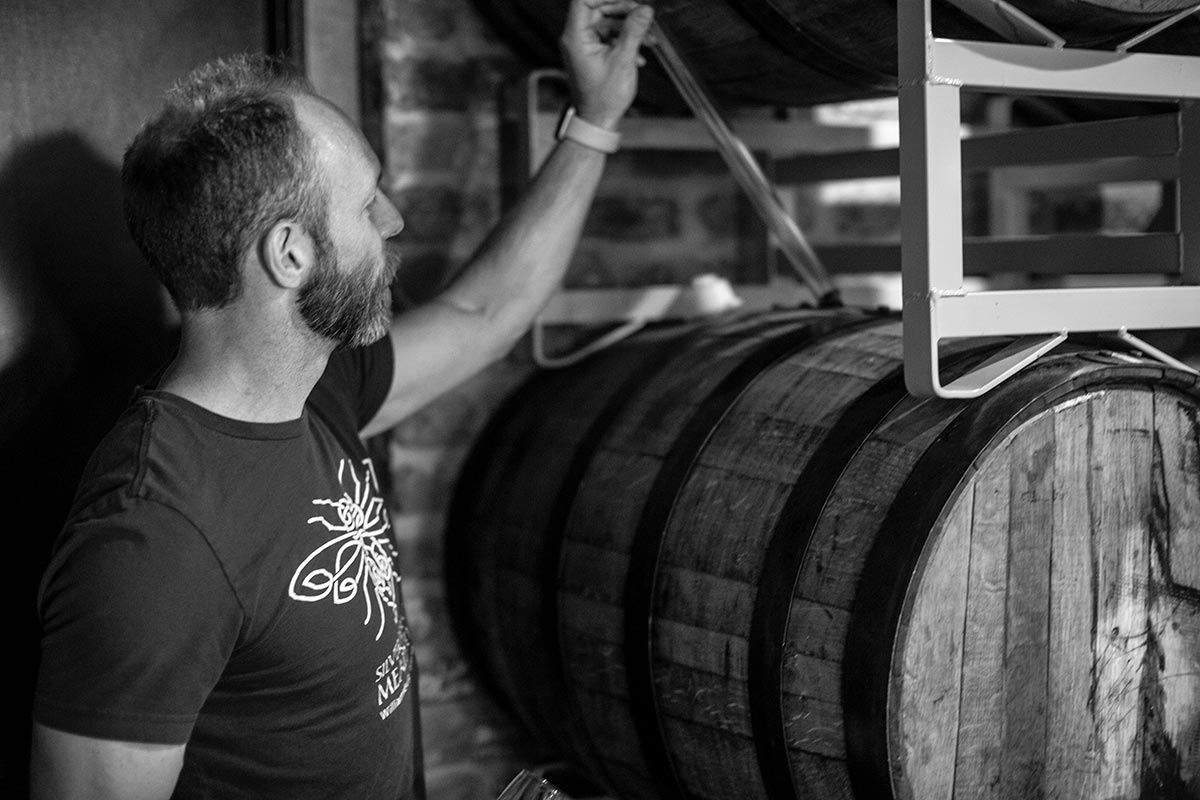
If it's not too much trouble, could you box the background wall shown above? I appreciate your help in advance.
[0,1,270,791]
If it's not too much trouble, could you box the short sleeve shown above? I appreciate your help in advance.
[34,499,243,744]
[311,337,395,433]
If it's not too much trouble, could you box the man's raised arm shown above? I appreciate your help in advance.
[362,0,653,436]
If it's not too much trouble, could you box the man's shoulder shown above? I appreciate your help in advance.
[68,390,273,528]
[67,393,164,517]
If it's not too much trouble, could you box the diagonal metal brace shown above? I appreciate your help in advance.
[1115,328,1200,375]
[940,0,1065,47]
[1116,3,1200,52]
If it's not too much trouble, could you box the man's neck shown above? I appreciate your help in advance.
[159,315,334,423]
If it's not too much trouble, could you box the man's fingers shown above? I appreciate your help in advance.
[613,4,654,60]
[565,0,640,38]
[593,17,622,43]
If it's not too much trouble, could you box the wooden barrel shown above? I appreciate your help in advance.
[470,0,1200,110]
[445,308,1200,800]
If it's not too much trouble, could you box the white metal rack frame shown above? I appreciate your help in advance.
[898,0,1200,397]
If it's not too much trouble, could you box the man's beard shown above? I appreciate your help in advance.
[298,235,399,349]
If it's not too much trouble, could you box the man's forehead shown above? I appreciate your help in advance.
[293,92,380,175]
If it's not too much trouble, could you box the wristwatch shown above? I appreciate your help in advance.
[556,106,621,154]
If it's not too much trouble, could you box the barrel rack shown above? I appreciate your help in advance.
[519,0,1200,397]
[897,0,1200,397]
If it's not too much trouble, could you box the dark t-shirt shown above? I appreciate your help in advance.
[34,340,423,799]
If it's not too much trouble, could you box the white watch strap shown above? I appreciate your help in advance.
[556,106,620,154]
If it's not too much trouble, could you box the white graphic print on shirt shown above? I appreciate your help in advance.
[289,458,412,714]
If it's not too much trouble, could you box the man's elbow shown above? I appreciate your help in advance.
[431,295,533,361]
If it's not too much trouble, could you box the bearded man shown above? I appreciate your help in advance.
[30,1,653,797]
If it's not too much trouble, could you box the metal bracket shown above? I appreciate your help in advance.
[1116,327,1200,375]
[939,333,1068,396]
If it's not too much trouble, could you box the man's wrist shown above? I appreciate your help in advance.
[556,106,621,154]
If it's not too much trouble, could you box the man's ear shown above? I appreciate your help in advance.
[260,219,316,289]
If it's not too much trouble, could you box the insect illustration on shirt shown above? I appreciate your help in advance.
[289,458,400,641]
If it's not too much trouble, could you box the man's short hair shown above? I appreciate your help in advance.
[122,54,326,311]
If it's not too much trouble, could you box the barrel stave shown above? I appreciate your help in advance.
[1044,394,1100,798]
[1154,386,1200,798]
[781,607,851,797]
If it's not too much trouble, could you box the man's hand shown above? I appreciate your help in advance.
[559,0,654,130]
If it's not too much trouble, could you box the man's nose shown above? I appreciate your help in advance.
[377,191,404,239]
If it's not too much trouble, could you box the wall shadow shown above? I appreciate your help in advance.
[0,132,178,792]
